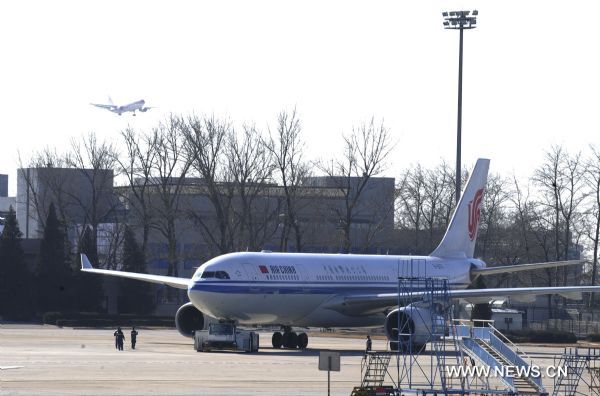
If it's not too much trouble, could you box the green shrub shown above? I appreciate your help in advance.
[55,318,174,328]
[44,311,173,328]
[42,312,63,325]
[585,333,600,342]
[504,329,577,344]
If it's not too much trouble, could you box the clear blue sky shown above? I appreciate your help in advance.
[1,1,598,195]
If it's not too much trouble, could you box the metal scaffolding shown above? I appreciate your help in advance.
[393,276,521,395]
[553,347,600,396]
[394,276,467,394]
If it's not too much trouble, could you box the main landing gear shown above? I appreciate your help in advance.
[271,326,308,349]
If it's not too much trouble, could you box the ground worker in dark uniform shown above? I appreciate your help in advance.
[131,327,138,350]
[365,335,372,353]
[114,327,125,351]
[113,327,121,349]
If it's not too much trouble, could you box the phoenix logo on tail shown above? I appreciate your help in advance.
[468,188,484,241]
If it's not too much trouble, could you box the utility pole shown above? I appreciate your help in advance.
[443,10,478,203]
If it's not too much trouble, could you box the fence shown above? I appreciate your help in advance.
[530,319,600,336]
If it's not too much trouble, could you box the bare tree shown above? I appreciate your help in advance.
[182,115,236,255]
[396,164,425,252]
[584,145,600,304]
[149,116,191,282]
[422,164,452,249]
[510,176,535,265]
[265,109,309,252]
[114,127,158,254]
[477,174,510,259]
[530,146,587,314]
[559,151,587,261]
[395,161,457,254]
[533,146,564,262]
[318,118,393,253]
[227,124,277,250]
[438,163,459,231]
[66,132,119,266]
[17,148,72,237]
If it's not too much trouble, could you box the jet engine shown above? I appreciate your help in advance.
[175,302,215,337]
[384,304,445,352]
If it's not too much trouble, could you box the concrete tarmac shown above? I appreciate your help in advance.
[0,325,586,395]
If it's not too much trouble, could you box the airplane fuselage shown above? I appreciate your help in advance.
[112,100,145,115]
[91,99,148,115]
[188,251,485,328]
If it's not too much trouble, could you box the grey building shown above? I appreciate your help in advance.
[17,167,115,239]
[0,174,16,217]
[0,174,7,197]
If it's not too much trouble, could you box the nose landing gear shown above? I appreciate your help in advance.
[271,327,308,349]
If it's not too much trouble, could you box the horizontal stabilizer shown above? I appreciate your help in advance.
[472,260,585,276]
[80,254,189,290]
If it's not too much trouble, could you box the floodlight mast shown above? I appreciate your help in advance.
[443,10,477,204]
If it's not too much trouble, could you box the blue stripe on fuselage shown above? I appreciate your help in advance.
[189,281,470,294]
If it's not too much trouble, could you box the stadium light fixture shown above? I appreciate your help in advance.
[442,10,478,203]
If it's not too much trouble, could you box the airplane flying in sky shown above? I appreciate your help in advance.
[81,158,596,351]
[90,98,152,116]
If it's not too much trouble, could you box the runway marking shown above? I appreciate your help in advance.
[0,366,24,370]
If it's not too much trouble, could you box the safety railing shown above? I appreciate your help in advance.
[461,337,516,391]
[454,319,545,393]
[488,323,535,366]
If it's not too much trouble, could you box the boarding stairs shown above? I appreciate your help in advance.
[457,321,547,396]
[360,351,392,387]
[474,338,540,395]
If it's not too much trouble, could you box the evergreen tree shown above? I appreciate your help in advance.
[36,203,74,313]
[0,207,33,319]
[119,226,155,314]
[470,276,493,326]
[74,227,104,312]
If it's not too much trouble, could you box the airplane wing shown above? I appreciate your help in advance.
[331,285,600,315]
[472,260,585,276]
[90,103,115,110]
[80,254,189,290]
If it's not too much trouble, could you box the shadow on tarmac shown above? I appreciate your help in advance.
[189,347,463,357]
[199,347,368,357]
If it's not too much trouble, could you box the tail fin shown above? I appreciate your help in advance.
[430,158,490,258]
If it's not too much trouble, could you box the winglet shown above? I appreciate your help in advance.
[81,254,93,270]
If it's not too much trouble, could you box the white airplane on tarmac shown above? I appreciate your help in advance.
[90,98,152,116]
[81,158,597,351]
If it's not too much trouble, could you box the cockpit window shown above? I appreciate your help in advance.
[201,270,230,279]
[215,271,230,279]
